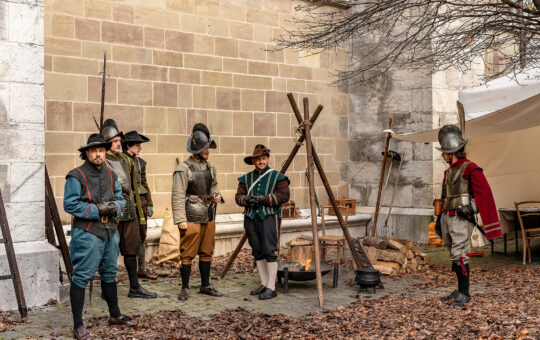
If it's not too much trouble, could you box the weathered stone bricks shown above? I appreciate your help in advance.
[186,109,208,128]
[45,155,75,177]
[233,111,253,136]
[193,86,215,109]
[216,87,240,110]
[101,21,143,46]
[202,71,233,87]
[106,105,144,132]
[177,84,193,107]
[170,68,200,84]
[233,74,271,90]
[166,0,194,13]
[153,50,183,67]
[81,41,112,59]
[219,136,244,154]
[215,37,238,58]
[194,34,215,55]
[75,18,100,41]
[230,22,252,40]
[238,40,266,60]
[223,58,247,73]
[194,0,219,17]
[279,64,312,80]
[45,132,86,153]
[113,3,134,23]
[84,0,112,20]
[180,14,206,33]
[113,45,151,63]
[44,73,87,101]
[144,27,164,48]
[87,76,117,103]
[52,56,98,75]
[72,102,100,131]
[254,113,276,136]
[185,54,222,71]
[246,9,279,27]
[208,110,233,135]
[46,101,72,131]
[153,82,178,107]
[51,15,74,38]
[44,37,81,56]
[118,79,152,105]
[165,30,194,52]
[241,90,264,112]
[144,107,167,133]
[158,135,187,154]
[248,61,278,76]
[135,8,179,29]
[131,65,168,81]
[264,91,291,113]
[167,108,187,134]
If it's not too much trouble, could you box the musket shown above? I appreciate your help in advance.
[98,51,108,133]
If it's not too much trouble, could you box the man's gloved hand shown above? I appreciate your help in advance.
[98,202,117,216]
[458,200,478,218]
[246,194,265,208]
[147,205,154,217]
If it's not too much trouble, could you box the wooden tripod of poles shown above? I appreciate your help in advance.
[219,93,375,307]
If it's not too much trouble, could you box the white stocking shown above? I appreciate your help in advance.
[256,260,268,287]
[266,261,278,291]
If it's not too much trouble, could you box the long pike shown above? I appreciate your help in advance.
[98,51,107,133]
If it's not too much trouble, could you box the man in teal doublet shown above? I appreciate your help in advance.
[235,144,290,300]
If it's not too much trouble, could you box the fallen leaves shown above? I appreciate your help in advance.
[85,265,539,339]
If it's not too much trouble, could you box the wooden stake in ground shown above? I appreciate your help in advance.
[372,118,393,237]
[302,97,324,308]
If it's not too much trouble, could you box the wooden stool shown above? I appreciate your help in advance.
[319,205,349,274]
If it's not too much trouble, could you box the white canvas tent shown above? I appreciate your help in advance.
[389,69,540,209]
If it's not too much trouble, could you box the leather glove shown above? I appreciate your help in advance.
[458,200,478,218]
[435,214,442,238]
[98,202,117,216]
[147,205,154,217]
[246,194,265,208]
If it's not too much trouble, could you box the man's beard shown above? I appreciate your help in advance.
[90,158,103,166]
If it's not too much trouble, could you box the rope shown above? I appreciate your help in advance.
[337,145,385,197]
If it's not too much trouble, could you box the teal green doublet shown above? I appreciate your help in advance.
[238,167,288,220]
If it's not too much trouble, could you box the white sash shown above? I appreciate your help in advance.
[247,169,274,196]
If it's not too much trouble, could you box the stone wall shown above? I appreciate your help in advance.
[43,0,351,223]
[0,0,59,311]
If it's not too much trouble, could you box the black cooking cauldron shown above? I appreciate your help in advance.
[355,268,381,293]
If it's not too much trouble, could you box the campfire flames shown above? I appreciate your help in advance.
[303,259,312,271]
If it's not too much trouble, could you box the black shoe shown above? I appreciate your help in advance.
[258,288,277,300]
[250,285,266,296]
[108,315,135,327]
[128,286,157,299]
[440,289,459,302]
[451,292,471,308]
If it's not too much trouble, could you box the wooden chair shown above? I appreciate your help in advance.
[514,201,540,264]
[319,205,349,273]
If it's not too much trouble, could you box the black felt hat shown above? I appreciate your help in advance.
[124,130,150,143]
[78,133,112,152]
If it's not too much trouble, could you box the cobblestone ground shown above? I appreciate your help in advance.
[0,241,536,339]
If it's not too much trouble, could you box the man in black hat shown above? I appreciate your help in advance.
[235,144,290,300]
[172,123,223,301]
[64,134,134,339]
[103,119,156,299]
[123,130,157,280]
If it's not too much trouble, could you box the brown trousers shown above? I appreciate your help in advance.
[118,218,142,256]
[180,221,216,265]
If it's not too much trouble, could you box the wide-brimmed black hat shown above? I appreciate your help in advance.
[244,144,271,165]
[102,118,124,141]
[78,133,111,152]
[186,123,217,154]
[124,130,150,143]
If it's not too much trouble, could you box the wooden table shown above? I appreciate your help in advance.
[498,207,540,258]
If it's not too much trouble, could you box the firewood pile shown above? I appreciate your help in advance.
[358,236,430,276]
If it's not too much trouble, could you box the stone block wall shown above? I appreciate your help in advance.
[43,0,351,223]
[0,0,59,311]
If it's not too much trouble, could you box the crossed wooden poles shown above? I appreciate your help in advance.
[220,93,374,307]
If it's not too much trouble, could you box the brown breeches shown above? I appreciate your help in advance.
[180,221,215,265]
[117,218,142,256]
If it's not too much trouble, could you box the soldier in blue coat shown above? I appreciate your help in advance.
[64,134,133,340]
[235,144,290,300]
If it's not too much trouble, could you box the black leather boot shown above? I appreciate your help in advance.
[452,263,471,307]
[440,263,459,302]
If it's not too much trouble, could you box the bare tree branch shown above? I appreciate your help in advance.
[276,0,540,85]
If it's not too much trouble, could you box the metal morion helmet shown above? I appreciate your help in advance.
[186,123,217,154]
[435,125,468,153]
[102,119,124,141]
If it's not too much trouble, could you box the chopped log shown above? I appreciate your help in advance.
[376,248,406,265]
[375,261,401,272]
[286,240,314,263]
[408,258,419,271]
[363,246,377,265]
[420,253,430,263]
[386,239,407,256]
[412,247,423,257]
[373,264,395,276]
[385,236,414,250]
[401,257,408,269]
[361,237,390,249]
[406,249,414,259]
